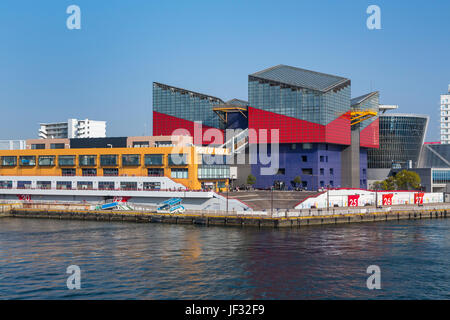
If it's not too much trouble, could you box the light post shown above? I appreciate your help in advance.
[226,183,228,214]
[227,174,236,214]
[375,189,378,208]
[327,188,329,212]
[271,185,274,217]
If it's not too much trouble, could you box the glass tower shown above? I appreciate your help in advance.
[153,82,224,129]
[368,114,428,169]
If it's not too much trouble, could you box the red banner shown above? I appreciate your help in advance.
[113,196,131,203]
[382,194,393,206]
[348,195,360,207]
[414,193,424,205]
[17,194,31,201]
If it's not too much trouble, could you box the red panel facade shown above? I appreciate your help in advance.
[248,106,351,145]
[360,118,379,148]
[153,111,224,145]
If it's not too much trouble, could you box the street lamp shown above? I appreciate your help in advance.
[271,185,274,216]
[226,174,236,214]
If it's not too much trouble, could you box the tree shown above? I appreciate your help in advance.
[374,170,421,191]
[292,176,302,189]
[394,170,421,190]
[246,174,256,187]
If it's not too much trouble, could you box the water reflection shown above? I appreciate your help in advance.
[0,218,449,299]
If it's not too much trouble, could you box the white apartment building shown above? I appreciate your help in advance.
[0,140,26,150]
[39,119,106,139]
[440,85,450,144]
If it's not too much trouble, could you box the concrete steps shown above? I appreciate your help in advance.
[224,191,319,211]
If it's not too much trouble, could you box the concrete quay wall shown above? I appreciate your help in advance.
[6,204,450,228]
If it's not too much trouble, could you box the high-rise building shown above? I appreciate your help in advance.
[440,85,450,144]
[39,119,106,139]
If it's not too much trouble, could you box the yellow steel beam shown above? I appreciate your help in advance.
[212,106,247,112]
[350,109,377,126]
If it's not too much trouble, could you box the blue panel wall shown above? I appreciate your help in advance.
[226,112,248,130]
[360,147,368,189]
[250,143,343,190]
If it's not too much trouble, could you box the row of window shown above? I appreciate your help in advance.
[300,155,329,163]
[61,168,168,177]
[0,180,162,190]
[0,154,189,167]
[31,143,65,149]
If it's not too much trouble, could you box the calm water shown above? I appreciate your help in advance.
[0,217,449,299]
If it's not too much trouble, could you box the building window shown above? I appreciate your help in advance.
[320,168,324,175]
[100,155,118,166]
[38,156,55,166]
[145,154,163,166]
[56,181,72,190]
[31,144,45,149]
[37,181,51,189]
[62,168,76,176]
[79,155,96,166]
[362,168,366,175]
[19,156,36,166]
[302,143,313,150]
[82,168,97,176]
[168,154,188,166]
[59,155,75,166]
[320,156,325,162]
[51,143,65,149]
[155,141,173,147]
[77,181,93,190]
[301,156,308,162]
[99,182,115,190]
[103,168,118,176]
[320,181,324,187]
[133,141,149,148]
[201,154,226,165]
[171,168,188,179]
[302,168,313,175]
[330,180,334,187]
[198,165,230,179]
[122,154,140,166]
[143,182,161,190]
[0,181,13,189]
[120,182,137,190]
[17,181,32,189]
[148,168,164,177]
[1,156,16,166]
[330,168,334,175]
[291,144,297,150]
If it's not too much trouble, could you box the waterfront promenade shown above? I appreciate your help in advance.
[1,202,449,228]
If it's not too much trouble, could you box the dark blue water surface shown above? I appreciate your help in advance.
[0,217,449,299]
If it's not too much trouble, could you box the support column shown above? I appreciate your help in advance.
[341,125,360,188]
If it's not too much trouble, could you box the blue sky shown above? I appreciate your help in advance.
[0,0,448,141]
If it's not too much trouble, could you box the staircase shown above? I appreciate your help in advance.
[219,128,248,154]
[224,190,319,211]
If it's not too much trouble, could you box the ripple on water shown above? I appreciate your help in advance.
[0,218,449,299]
